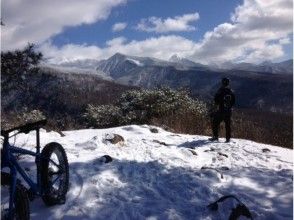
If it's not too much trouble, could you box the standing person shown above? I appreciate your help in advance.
[209,77,235,142]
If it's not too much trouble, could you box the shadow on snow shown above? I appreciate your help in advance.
[27,156,293,220]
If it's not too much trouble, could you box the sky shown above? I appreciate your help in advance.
[1,0,293,64]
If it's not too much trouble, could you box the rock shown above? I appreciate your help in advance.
[101,155,113,163]
[104,134,124,145]
[169,134,181,137]
[218,152,228,158]
[189,149,198,156]
[204,147,216,152]
[153,140,170,146]
[220,166,230,170]
[150,127,159,133]
[201,166,225,179]
[200,167,223,180]
[262,148,271,153]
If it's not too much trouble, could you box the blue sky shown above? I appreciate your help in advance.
[51,0,243,47]
[2,0,293,64]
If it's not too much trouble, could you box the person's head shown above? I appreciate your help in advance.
[221,77,230,87]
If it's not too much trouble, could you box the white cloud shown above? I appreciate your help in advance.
[1,0,127,51]
[40,42,103,63]
[106,37,127,46]
[190,0,293,63]
[112,22,127,32]
[12,0,292,64]
[40,36,196,64]
[136,12,199,33]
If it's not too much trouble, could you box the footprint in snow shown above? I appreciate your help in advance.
[75,141,97,151]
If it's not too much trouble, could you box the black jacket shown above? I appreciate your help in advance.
[214,86,235,112]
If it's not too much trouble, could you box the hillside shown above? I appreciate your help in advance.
[1,65,136,129]
[95,53,293,114]
[13,125,293,219]
[1,62,292,148]
[220,59,293,75]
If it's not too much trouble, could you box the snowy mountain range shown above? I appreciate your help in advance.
[56,53,293,75]
[220,59,293,75]
[168,54,207,68]
[96,53,293,113]
[14,125,293,219]
[43,53,292,113]
[95,53,175,76]
[57,59,101,70]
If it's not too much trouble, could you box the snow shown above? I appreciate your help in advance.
[40,64,111,80]
[127,58,144,67]
[6,125,293,219]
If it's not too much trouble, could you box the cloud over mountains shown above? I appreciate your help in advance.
[1,0,292,64]
[1,0,127,50]
[191,0,293,63]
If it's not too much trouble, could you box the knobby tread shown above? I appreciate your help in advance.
[1,172,30,220]
[40,142,69,206]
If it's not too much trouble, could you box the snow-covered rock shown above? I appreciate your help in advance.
[11,125,293,219]
[169,54,203,68]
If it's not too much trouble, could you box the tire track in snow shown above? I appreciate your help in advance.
[57,165,90,219]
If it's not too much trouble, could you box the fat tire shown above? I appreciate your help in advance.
[1,172,30,220]
[40,142,69,206]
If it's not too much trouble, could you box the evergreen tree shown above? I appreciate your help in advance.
[1,43,43,76]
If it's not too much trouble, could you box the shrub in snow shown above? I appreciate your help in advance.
[18,109,46,123]
[84,104,122,127]
[84,87,207,129]
[1,108,46,131]
[119,87,207,121]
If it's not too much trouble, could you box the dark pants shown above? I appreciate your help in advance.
[212,111,231,141]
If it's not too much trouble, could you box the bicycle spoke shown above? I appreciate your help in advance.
[49,160,60,169]
[51,175,61,186]
[48,170,63,176]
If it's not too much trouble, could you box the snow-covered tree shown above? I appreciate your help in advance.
[84,87,207,127]
[1,43,42,76]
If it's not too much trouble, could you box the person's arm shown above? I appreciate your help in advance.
[230,91,235,106]
[214,89,222,105]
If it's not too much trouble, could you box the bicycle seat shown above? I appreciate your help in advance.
[1,119,47,136]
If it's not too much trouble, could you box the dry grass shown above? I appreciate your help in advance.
[151,109,292,149]
[3,108,292,149]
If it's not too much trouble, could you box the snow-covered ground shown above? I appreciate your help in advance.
[8,125,293,219]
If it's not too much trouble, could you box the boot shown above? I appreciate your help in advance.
[209,137,219,142]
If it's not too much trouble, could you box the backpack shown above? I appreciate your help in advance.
[223,93,232,110]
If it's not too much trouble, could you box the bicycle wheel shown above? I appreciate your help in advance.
[40,142,69,206]
[1,172,30,220]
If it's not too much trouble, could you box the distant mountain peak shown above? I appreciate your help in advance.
[110,52,126,59]
[219,59,292,74]
[169,54,182,62]
[168,54,206,68]
[259,60,273,66]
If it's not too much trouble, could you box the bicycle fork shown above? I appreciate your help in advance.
[8,166,17,220]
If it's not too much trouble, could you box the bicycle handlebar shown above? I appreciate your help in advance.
[1,119,47,136]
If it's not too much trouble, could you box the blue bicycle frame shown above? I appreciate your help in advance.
[1,128,59,219]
